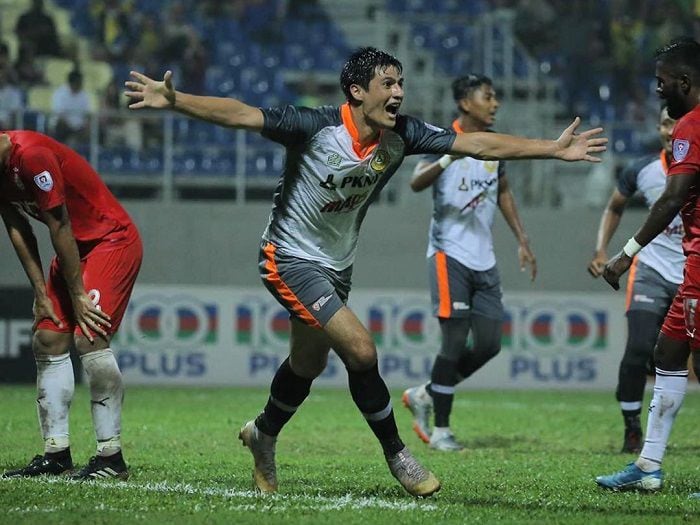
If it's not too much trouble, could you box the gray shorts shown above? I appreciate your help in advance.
[626,260,679,316]
[428,252,503,320]
[258,242,352,327]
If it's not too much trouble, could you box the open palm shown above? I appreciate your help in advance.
[556,117,607,162]
[125,70,176,110]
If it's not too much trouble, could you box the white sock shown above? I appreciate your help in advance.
[80,349,124,456]
[636,368,687,471]
[431,426,451,441]
[35,353,74,454]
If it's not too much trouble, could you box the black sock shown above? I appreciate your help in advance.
[255,358,313,437]
[622,409,641,430]
[347,362,404,456]
[429,355,457,427]
[45,448,71,461]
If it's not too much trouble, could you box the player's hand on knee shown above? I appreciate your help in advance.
[32,295,63,331]
[71,293,112,342]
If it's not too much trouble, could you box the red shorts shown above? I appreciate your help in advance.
[36,227,143,336]
[661,255,700,349]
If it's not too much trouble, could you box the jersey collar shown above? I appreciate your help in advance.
[452,120,465,134]
[660,149,670,174]
[341,103,380,159]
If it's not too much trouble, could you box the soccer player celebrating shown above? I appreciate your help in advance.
[402,74,536,452]
[588,106,683,454]
[0,131,142,480]
[125,47,605,497]
[597,37,700,492]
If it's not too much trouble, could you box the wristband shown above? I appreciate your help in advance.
[622,237,642,258]
[437,155,453,169]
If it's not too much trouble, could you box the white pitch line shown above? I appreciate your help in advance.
[2,478,437,512]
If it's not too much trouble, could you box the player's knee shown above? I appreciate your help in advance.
[32,330,70,356]
[290,353,328,379]
[344,337,377,372]
[73,335,110,355]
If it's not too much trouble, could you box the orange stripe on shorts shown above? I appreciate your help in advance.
[262,243,321,328]
[625,257,639,311]
[435,251,451,318]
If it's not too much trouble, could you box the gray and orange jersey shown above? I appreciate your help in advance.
[618,151,685,284]
[422,123,505,271]
[259,103,456,270]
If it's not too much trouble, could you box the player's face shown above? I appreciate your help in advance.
[353,66,404,129]
[655,61,687,119]
[461,84,499,128]
[657,107,675,153]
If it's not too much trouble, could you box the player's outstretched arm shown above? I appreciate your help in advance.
[125,70,265,132]
[449,117,607,162]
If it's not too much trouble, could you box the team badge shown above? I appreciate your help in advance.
[33,171,54,192]
[484,161,498,173]
[370,149,390,174]
[326,153,342,168]
[673,139,690,162]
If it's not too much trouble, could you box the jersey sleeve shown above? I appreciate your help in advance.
[616,158,645,197]
[394,115,457,155]
[18,146,65,211]
[260,105,338,147]
[668,116,700,176]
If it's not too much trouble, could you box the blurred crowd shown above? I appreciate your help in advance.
[512,0,700,121]
[1,0,698,151]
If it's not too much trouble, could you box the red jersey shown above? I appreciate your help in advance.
[668,105,700,257]
[0,131,137,245]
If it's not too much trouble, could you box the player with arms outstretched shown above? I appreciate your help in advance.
[126,47,605,497]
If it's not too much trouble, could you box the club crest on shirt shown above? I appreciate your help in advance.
[326,152,342,168]
[33,170,54,192]
[484,161,498,173]
[673,139,690,162]
[370,149,390,174]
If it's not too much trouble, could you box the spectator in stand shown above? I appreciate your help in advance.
[15,42,46,88]
[91,0,135,62]
[0,67,24,129]
[15,0,62,57]
[51,70,91,146]
[0,42,20,85]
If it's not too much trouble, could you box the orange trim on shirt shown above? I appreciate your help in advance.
[625,257,639,312]
[341,103,380,159]
[435,251,452,318]
[660,149,670,174]
[262,243,321,328]
[451,120,465,134]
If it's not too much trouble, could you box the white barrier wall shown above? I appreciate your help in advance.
[111,285,627,390]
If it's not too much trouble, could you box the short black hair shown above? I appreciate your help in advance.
[452,74,492,101]
[655,37,700,77]
[340,47,402,105]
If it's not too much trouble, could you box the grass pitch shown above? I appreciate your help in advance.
[1,385,699,524]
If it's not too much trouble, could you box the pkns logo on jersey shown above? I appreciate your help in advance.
[113,295,217,378]
[503,301,607,383]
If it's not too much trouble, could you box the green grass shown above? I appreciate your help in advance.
[1,386,700,524]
